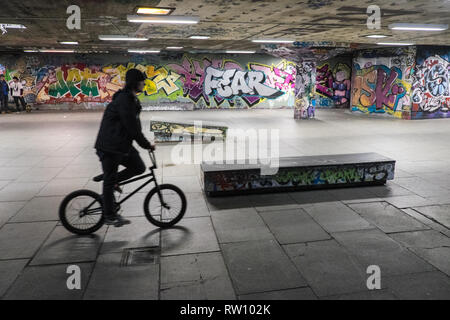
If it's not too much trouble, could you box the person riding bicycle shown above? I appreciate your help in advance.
[94,68,154,227]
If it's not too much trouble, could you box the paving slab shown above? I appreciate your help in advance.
[30,226,106,266]
[162,175,202,193]
[304,201,373,233]
[239,287,317,300]
[211,208,274,243]
[389,230,450,249]
[0,221,57,259]
[0,182,47,201]
[4,263,93,300]
[401,208,450,238]
[348,202,428,233]
[10,196,63,222]
[205,195,255,211]
[221,239,306,295]
[0,167,30,180]
[322,289,397,300]
[384,271,450,300]
[288,190,337,204]
[83,253,159,300]
[38,178,89,197]
[0,259,28,297]
[117,192,147,217]
[161,216,220,256]
[327,187,377,202]
[36,156,74,168]
[412,205,450,228]
[160,252,235,300]
[284,240,369,297]
[332,229,435,276]
[0,201,26,228]
[184,192,210,218]
[383,195,434,209]
[16,167,63,183]
[101,217,160,254]
[259,209,331,244]
[394,177,449,198]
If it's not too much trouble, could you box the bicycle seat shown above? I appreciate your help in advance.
[93,174,103,182]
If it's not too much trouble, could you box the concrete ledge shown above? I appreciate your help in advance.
[150,119,228,142]
[201,152,395,196]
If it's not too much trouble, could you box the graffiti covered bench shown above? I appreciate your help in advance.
[201,152,395,196]
[150,119,228,142]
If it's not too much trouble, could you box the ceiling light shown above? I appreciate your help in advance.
[388,23,448,31]
[59,41,78,45]
[23,49,38,53]
[99,35,148,41]
[136,7,173,15]
[39,49,75,53]
[127,15,199,24]
[226,50,256,54]
[252,39,294,43]
[377,42,414,46]
[1,23,26,29]
[166,46,184,50]
[128,49,160,53]
[365,34,388,38]
[189,35,210,39]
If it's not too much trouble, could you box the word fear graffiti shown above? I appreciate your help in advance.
[411,55,449,116]
[204,67,283,104]
[352,64,408,117]
[168,56,294,108]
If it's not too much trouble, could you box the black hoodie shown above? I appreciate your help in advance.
[95,89,151,155]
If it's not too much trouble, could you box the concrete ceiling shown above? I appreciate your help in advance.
[0,0,449,53]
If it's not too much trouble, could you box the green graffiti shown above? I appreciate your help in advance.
[48,70,70,98]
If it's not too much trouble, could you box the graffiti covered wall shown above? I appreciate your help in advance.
[315,55,352,108]
[411,46,450,119]
[0,53,296,110]
[294,61,316,119]
[351,47,415,119]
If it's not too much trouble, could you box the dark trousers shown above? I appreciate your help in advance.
[13,96,26,111]
[97,147,146,217]
[0,95,10,112]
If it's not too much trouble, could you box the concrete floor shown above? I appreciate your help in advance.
[0,108,450,300]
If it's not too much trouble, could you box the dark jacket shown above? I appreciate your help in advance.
[0,80,8,97]
[95,89,151,155]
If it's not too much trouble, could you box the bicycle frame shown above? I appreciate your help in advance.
[82,150,163,216]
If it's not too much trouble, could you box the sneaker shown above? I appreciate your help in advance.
[104,215,131,227]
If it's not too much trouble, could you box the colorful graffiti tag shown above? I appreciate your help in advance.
[0,55,295,109]
[351,63,411,118]
[315,61,351,108]
[411,54,450,119]
[294,62,316,119]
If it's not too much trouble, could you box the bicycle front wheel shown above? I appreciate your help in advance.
[59,189,104,235]
[144,184,186,228]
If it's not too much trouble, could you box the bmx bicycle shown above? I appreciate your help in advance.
[59,150,187,235]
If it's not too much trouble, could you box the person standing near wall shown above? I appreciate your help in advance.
[0,74,10,114]
[9,76,27,113]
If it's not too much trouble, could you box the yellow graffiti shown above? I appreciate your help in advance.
[144,66,180,96]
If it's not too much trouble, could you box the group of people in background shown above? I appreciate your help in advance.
[0,75,28,114]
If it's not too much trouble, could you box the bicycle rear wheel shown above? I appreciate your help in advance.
[144,184,186,228]
[59,189,104,235]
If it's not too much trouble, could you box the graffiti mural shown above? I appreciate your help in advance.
[351,63,411,118]
[0,54,296,110]
[150,120,228,142]
[315,57,351,108]
[294,61,316,119]
[411,49,450,119]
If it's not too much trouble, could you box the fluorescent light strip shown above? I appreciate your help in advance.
[136,7,172,15]
[166,46,183,50]
[59,41,78,45]
[128,49,160,53]
[377,42,414,46]
[252,39,294,43]
[23,49,38,53]
[226,50,256,54]
[189,35,210,39]
[99,35,148,41]
[1,24,26,29]
[365,35,388,38]
[389,23,448,31]
[39,49,75,53]
[127,15,199,24]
